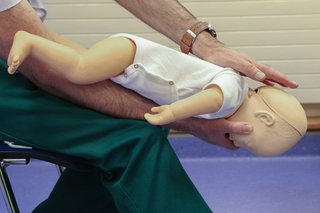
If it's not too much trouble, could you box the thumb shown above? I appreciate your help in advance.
[151,106,163,113]
[144,113,161,125]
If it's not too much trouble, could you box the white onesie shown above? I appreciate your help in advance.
[111,34,248,119]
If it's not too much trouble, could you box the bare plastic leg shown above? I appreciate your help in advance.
[7,31,32,74]
[8,30,136,84]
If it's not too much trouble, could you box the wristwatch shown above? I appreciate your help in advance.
[180,21,217,54]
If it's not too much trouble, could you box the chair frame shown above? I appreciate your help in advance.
[0,141,92,213]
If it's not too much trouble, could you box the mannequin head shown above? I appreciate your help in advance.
[228,86,307,157]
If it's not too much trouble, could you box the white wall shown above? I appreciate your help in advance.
[42,0,320,104]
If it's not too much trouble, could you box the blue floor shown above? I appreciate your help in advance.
[1,133,320,213]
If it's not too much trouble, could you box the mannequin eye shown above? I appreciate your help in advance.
[254,88,259,93]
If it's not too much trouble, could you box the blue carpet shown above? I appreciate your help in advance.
[1,133,319,213]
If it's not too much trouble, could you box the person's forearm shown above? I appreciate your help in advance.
[115,0,196,44]
[115,0,221,62]
[23,58,155,120]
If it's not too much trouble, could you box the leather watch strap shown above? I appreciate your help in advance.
[180,21,217,54]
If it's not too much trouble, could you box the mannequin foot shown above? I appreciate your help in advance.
[8,55,21,74]
[7,31,32,74]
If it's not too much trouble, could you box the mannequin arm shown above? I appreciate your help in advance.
[145,85,223,125]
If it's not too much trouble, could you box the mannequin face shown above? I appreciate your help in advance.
[228,86,307,157]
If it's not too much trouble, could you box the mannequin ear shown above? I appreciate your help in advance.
[254,110,275,126]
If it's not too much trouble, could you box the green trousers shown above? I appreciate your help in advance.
[0,59,212,213]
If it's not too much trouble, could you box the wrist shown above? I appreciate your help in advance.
[191,31,224,60]
[192,31,224,55]
[176,19,199,44]
[179,21,217,55]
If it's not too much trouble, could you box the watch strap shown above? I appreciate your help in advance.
[180,21,217,54]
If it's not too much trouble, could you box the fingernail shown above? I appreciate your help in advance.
[255,71,265,80]
[242,124,253,133]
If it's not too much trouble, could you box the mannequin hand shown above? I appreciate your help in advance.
[144,105,176,126]
[193,34,298,88]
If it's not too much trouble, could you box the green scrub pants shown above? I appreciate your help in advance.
[0,59,212,213]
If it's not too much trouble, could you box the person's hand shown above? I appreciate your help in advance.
[193,33,299,89]
[170,117,252,150]
[144,105,175,125]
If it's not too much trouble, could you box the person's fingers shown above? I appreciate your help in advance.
[235,57,266,81]
[236,54,299,88]
[181,118,247,150]
[216,120,252,149]
[219,50,267,82]
[223,119,253,135]
[261,79,275,86]
[255,62,299,88]
[212,47,298,88]
[214,134,238,150]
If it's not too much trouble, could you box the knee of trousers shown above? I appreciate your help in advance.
[98,123,170,181]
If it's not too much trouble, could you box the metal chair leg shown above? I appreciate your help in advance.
[0,161,20,213]
[0,159,62,213]
[55,165,65,176]
[0,141,92,212]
